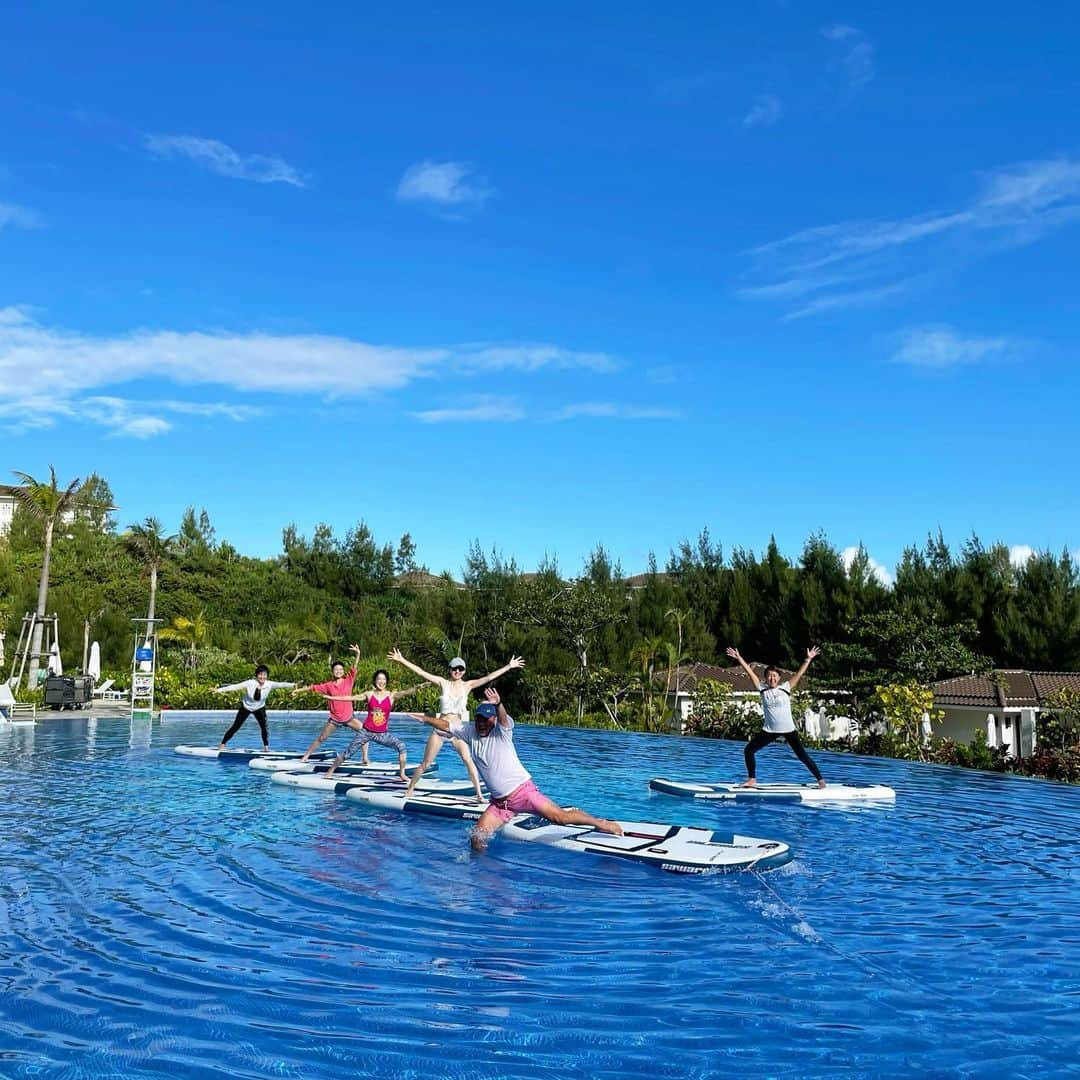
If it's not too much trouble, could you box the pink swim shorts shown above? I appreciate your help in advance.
[486,779,551,823]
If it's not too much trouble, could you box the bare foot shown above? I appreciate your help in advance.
[597,819,624,837]
[816,779,827,789]
[736,779,758,788]
[217,744,226,751]
[397,772,408,782]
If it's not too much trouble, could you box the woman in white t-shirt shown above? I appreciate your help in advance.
[726,645,825,788]
[213,664,296,751]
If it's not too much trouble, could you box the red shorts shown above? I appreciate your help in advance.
[485,779,550,824]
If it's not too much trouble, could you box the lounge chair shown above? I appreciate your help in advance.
[92,679,116,699]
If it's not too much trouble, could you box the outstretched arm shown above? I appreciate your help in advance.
[787,646,821,691]
[412,712,452,732]
[214,682,246,694]
[482,686,511,727]
[388,682,426,702]
[725,646,762,687]
[387,648,442,685]
[465,655,525,691]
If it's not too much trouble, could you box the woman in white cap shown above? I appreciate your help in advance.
[387,648,525,800]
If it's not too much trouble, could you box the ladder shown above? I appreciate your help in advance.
[6,612,59,690]
[130,618,163,718]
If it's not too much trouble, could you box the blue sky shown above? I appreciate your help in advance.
[3,2,1079,581]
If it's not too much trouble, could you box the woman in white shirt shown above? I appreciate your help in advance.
[213,664,296,752]
[726,645,825,788]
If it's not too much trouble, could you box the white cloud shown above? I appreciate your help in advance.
[742,157,1080,318]
[0,202,41,230]
[1008,544,1035,568]
[457,344,616,373]
[822,24,875,89]
[548,402,681,422]
[891,327,1018,369]
[145,135,305,187]
[0,308,614,437]
[411,396,525,424]
[841,545,893,586]
[743,94,783,128]
[396,161,492,211]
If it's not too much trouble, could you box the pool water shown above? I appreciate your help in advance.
[1,713,1077,1079]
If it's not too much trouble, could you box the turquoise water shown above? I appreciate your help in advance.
[1,713,1077,1079]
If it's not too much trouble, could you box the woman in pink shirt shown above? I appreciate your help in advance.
[291,644,364,762]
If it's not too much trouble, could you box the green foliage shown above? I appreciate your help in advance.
[1038,688,1080,751]
[683,680,760,741]
[927,730,1013,771]
[870,682,940,762]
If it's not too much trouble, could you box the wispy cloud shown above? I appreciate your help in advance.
[743,94,783,128]
[548,402,681,422]
[822,24,875,89]
[411,396,525,424]
[891,326,1020,369]
[396,161,492,213]
[144,134,305,187]
[0,202,42,230]
[742,157,1080,318]
[0,308,616,437]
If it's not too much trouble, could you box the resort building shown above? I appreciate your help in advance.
[931,670,1080,758]
[0,484,116,538]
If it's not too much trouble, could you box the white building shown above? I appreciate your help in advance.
[0,484,115,538]
[932,670,1080,758]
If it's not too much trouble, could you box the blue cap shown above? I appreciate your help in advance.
[475,703,499,720]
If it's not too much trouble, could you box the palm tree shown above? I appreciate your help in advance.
[123,517,174,643]
[158,611,213,679]
[630,635,670,729]
[11,467,83,689]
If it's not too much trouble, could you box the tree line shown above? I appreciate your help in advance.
[3,469,1079,724]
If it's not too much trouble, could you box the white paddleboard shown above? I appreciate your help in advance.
[249,756,422,774]
[271,771,477,796]
[175,746,339,763]
[649,778,896,803]
[344,788,792,874]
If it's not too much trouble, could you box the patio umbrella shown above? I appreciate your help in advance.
[88,641,101,682]
[48,640,63,676]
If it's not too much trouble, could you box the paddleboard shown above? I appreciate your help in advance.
[344,788,791,874]
[249,756,427,774]
[174,746,340,763]
[649,778,896,803]
[271,771,478,796]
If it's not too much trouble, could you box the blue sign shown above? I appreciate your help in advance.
[135,647,154,662]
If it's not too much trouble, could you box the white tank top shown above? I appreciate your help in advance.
[439,681,469,718]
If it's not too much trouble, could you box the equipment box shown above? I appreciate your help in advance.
[44,675,93,709]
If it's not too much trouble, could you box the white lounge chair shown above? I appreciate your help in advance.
[92,678,116,699]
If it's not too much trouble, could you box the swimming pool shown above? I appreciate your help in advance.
[1,713,1076,1078]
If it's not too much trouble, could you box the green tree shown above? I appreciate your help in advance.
[123,517,175,643]
[10,467,83,687]
[158,610,214,679]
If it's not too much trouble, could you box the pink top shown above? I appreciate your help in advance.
[310,669,357,722]
[364,694,392,732]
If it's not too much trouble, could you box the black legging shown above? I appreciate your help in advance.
[744,730,822,781]
[221,706,270,747]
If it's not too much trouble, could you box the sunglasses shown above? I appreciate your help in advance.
[450,666,465,672]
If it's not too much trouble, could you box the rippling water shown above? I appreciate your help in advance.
[1,713,1077,1079]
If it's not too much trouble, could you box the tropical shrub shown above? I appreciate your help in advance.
[683,680,760,741]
